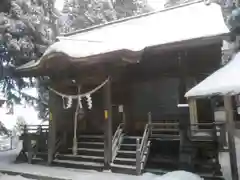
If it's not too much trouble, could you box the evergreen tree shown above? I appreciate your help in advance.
[0,0,57,114]
[0,0,151,119]
[59,0,151,33]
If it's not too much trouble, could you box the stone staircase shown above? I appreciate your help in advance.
[54,134,104,170]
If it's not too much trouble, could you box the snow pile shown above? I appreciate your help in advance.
[0,174,33,180]
[0,171,202,180]
[158,171,203,180]
[0,141,22,163]
[140,171,202,180]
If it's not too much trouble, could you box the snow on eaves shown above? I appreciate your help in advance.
[185,52,240,98]
[37,2,229,62]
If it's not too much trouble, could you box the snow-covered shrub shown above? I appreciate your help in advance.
[13,116,26,136]
[159,171,203,180]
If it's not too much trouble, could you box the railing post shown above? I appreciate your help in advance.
[26,126,33,164]
[23,125,27,135]
[148,112,152,135]
[219,123,227,150]
[223,123,227,147]
[148,112,152,124]
[10,136,13,150]
[136,138,141,175]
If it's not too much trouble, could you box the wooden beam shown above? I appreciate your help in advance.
[103,78,112,169]
[223,96,239,180]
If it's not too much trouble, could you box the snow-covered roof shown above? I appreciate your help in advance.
[16,2,229,74]
[185,52,240,98]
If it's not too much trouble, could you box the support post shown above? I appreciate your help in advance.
[26,126,33,164]
[188,98,198,131]
[48,91,57,165]
[103,78,112,169]
[73,86,81,155]
[178,104,193,171]
[136,138,141,175]
[219,123,227,150]
[224,96,239,180]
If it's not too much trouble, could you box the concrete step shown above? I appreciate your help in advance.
[79,135,104,139]
[152,128,179,132]
[78,134,104,142]
[117,150,136,158]
[56,154,104,163]
[111,163,137,175]
[120,144,137,151]
[151,134,180,139]
[122,136,142,144]
[68,147,104,156]
[53,159,104,171]
[78,141,104,148]
[114,157,136,166]
[111,163,135,169]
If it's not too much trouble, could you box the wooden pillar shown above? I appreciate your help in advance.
[103,78,112,168]
[188,98,198,131]
[178,105,193,171]
[224,96,239,180]
[73,86,81,155]
[48,91,57,165]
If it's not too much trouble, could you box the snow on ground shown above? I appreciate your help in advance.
[0,174,34,180]
[0,168,202,180]
[0,141,22,163]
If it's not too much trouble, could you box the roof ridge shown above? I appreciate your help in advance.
[61,0,204,37]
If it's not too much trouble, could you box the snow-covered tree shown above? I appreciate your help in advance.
[0,0,58,116]
[59,0,151,33]
[0,121,9,136]
[0,0,151,119]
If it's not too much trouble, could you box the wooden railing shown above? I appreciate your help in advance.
[112,123,124,162]
[190,122,227,151]
[148,120,226,145]
[22,125,49,134]
[20,125,49,163]
[136,123,151,175]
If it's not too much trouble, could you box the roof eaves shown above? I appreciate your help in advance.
[61,0,204,37]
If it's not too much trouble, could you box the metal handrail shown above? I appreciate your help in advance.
[112,123,124,162]
[136,123,151,175]
[112,123,123,144]
[139,124,149,158]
